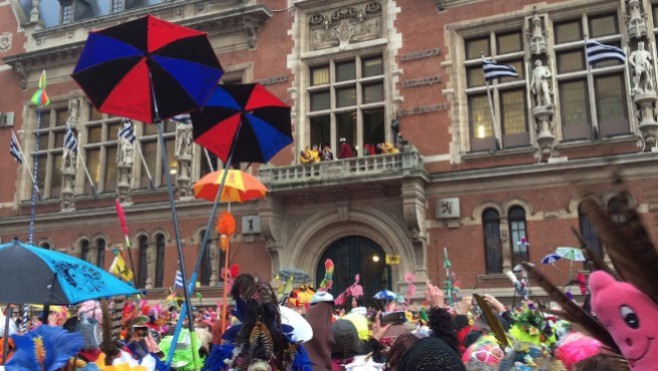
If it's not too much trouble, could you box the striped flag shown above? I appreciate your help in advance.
[175,269,184,290]
[10,132,22,164]
[119,118,136,144]
[482,60,519,81]
[586,40,626,65]
[64,127,77,153]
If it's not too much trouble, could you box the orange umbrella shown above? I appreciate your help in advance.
[193,169,268,203]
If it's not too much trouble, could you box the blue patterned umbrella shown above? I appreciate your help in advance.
[541,253,562,265]
[0,239,138,305]
[373,290,401,301]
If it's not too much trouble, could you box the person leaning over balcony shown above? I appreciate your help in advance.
[320,144,334,161]
[377,142,399,154]
[337,138,354,159]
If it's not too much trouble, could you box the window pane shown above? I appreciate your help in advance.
[557,50,585,73]
[35,155,46,190]
[497,32,522,54]
[595,74,629,136]
[589,14,617,38]
[310,115,331,148]
[311,66,329,86]
[654,4,658,26]
[469,95,492,138]
[579,205,603,259]
[311,91,330,111]
[336,112,356,150]
[56,109,68,127]
[37,132,49,150]
[104,146,117,192]
[509,207,528,265]
[337,87,356,107]
[85,148,101,192]
[80,240,89,261]
[161,138,176,185]
[483,209,502,274]
[363,109,385,147]
[107,122,121,141]
[501,89,527,134]
[96,239,106,269]
[41,111,51,128]
[466,37,489,59]
[467,66,486,88]
[54,130,66,149]
[89,106,103,121]
[560,80,589,127]
[499,59,524,83]
[141,141,158,188]
[51,153,63,197]
[87,125,102,143]
[138,237,148,288]
[555,20,582,44]
[362,57,383,77]
[363,83,383,104]
[155,235,165,287]
[336,61,356,81]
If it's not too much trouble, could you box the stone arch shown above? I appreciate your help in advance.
[73,234,91,260]
[567,194,604,217]
[502,197,534,217]
[285,207,415,288]
[471,201,503,222]
[90,233,109,268]
[601,191,638,209]
[36,238,54,250]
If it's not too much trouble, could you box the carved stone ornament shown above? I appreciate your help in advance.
[626,0,648,40]
[527,12,547,56]
[308,1,382,51]
[0,32,12,53]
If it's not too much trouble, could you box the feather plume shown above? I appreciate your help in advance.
[216,211,236,236]
[249,321,274,361]
[580,195,658,306]
[34,336,46,370]
[473,293,509,349]
[320,259,334,290]
[521,262,619,353]
[570,227,617,277]
[100,299,118,365]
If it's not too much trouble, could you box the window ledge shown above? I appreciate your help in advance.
[462,146,535,161]
[556,134,638,149]
[477,273,510,282]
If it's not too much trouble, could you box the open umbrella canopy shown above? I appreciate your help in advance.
[373,290,402,301]
[278,268,311,284]
[193,169,268,203]
[72,14,223,123]
[541,253,562,265]
[0,239,138,305]
[191,83,292,163]
[555,247,586,262]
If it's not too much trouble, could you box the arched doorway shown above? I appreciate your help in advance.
[316,236,390,308]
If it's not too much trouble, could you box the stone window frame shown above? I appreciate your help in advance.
[447,0,633,159]
[552,10,632,141]
[194,227,223,286]
[75,236,91,262]
[136,232,150,289]
[153,231,166,288]
[37,238,54,250]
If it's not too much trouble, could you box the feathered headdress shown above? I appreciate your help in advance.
[6,325,83,371]
[319,259,334,291]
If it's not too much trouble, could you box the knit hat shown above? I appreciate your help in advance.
[331,319,362,359]
[397,337,466,370]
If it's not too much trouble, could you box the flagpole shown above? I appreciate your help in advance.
[584,36,599,139]
[482,55,501,150]
[135,142,155,189]
[28,100,44,245]
[203,147,215,172]
[12,130,40,198]
[74,131,98,198]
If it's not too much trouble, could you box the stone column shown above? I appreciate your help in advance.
[527,12,555,161]
[61,164,76,211]
[626,0,657,149]
[175,122,193,198]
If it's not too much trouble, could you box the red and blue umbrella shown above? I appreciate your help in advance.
[191,83,293,163]
[71,14,223,123]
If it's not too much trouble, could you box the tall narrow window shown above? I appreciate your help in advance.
[95,238,106,269]
[79,239,90,262]
[32,107,68,199]
[198,230,212,286]
[508,206,528,266]
[60,0,74,24]
[137,236,149,289]
[483,209,502,274]
[608,196,628,223]
[465,31,529,151]
[155,234,165,288]
[579,204,603,259]
[554,14,628,140]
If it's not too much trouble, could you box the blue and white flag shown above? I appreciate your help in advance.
[64,127,77,153]
[171,114,191,124]
[586,40,626,65]
[482,60,519,81]
[10,132,22,164]
[119,118,136,144]
[175,269,184,290]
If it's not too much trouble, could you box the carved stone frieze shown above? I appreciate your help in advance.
[625,0,648,40]
[0,32,12,53]
[308,1,382,51]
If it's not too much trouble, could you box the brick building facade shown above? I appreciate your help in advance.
[1,0,657,303]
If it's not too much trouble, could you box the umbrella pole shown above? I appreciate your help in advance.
[166,121,243,368]
[157,121,200,370]
[2,305,12,365]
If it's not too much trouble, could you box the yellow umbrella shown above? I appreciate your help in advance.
[193,169,268,203]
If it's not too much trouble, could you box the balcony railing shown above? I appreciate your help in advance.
[259,146,424,189]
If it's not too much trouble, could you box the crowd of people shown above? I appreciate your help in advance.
[0,265,637,370]
[300,139,399,164]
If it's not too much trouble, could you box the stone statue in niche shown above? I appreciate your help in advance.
[66,98,79,127]
[62,143,76,171]
[530,60,552,107]
[176,122,193,157]
[629,41,654,93]
[117,129,134,167]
